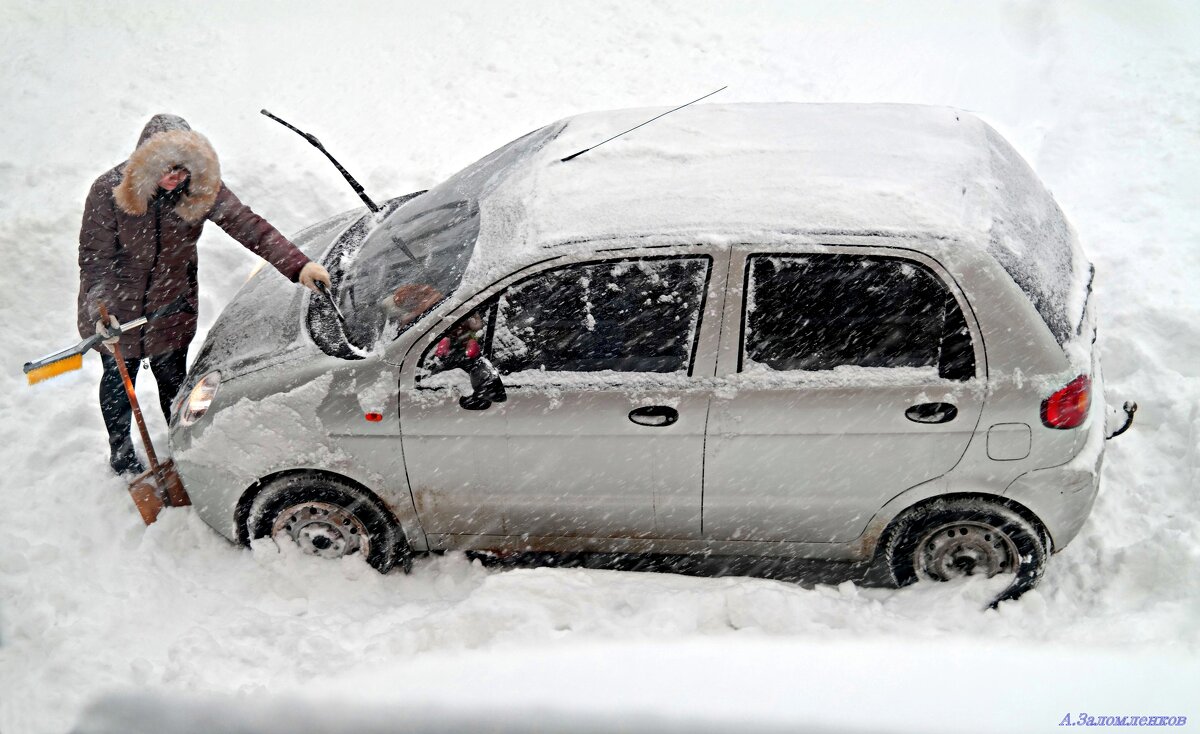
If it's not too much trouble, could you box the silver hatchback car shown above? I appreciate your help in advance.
[170,103,1113,603]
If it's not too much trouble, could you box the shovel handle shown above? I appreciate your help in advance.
[99,304,163,477]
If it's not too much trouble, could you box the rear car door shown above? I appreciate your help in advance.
[703,245,986,543]
[399,251,724,542]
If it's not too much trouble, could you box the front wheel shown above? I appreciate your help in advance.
[248,474,408,573]
[883,498,1048,606]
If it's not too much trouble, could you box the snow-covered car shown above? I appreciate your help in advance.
[169,103,1110,602]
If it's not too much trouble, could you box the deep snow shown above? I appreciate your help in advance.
[1,2,1198,732]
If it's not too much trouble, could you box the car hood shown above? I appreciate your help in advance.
[189,210,363,381]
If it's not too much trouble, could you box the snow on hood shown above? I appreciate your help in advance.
[174,372,348,490]
[189,210,361,380]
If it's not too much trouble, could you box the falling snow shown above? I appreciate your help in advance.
[1,2,1198,733]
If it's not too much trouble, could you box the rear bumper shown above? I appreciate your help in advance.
[1003,402,1106,551]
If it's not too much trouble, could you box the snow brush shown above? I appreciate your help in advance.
[22,296,194,385]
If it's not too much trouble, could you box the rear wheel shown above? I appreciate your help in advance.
[884,498,1048,606]
[248,474,408,573]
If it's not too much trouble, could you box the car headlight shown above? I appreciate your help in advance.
[180,371,221,427]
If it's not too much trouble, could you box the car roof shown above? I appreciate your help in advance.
[479,103,1005,251]
[468,102,1088,344]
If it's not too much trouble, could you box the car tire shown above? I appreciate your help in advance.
[883,498,1048,607]
[249,474,408,573]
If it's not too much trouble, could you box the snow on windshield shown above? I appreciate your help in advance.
[333,123,566,352]
[338,196,479,351]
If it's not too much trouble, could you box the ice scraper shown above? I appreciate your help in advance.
[315,280,345,324]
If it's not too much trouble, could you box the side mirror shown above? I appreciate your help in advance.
[459,357,507,411]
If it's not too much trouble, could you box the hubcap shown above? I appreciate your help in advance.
[914,521,1017,582]
[271,501,370,560]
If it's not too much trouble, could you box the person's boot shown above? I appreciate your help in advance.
[109,438,146,477]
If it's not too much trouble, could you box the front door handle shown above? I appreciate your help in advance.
[629,405,679,427]
[905,402,958,424]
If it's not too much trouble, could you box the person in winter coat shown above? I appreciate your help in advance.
[78,114,331,475]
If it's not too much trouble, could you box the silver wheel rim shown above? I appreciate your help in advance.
[914,521,1018,581]
[271,501,371,560]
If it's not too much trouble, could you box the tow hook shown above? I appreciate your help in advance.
[1106,401,1138,440]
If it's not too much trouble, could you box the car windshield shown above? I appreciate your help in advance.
[335,121,565,351]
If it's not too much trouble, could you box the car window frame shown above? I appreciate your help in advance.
[721,242,986,382]
[403,252,717,390]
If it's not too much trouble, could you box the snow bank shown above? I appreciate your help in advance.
[1,2,1198,733]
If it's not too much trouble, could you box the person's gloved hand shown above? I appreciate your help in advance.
[298,262,331,293]
[95,315,122,350]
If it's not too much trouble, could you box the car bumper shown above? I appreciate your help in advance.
[1003,398,1106,551]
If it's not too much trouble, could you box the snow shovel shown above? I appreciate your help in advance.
[99,303,191,524]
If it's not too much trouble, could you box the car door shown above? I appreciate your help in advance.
[703,245,986,544]
[399,251,724,542]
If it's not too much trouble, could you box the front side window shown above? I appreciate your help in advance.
[743,254,974,380]
[419,257,711,380]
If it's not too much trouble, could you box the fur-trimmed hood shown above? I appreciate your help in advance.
[113,114,222,223]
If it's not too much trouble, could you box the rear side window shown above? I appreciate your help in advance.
[492,257,711,375]
[742,254,974,380]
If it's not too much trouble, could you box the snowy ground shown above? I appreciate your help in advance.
[1,2,1198,732]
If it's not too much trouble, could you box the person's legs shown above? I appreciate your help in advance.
[149,348,188,424]
[99,352,144,474]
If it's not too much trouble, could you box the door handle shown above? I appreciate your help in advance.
[628,405,679,427]
[905,402,958,424]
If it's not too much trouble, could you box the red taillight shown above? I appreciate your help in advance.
[1041,375,1091,429]
[364,412,384,423]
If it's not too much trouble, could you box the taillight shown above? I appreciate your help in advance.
[1041,375,1091,429]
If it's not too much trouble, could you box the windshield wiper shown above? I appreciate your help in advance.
[261,110,380,213]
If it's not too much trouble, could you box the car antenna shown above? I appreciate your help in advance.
[260,109,380,213]
[559,86,727,163]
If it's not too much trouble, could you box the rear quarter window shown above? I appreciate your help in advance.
[742,253,975,381]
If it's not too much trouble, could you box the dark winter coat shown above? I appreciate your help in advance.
[77,114,310,359]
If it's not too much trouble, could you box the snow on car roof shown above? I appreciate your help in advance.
[473,102,1088,344]
[482,103,992,249]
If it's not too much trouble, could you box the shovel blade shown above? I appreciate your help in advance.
[124,460,191,525]
[127,470,166,525]
[159,459,191,508]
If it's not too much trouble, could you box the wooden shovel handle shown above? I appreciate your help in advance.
[99,304,162,476]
